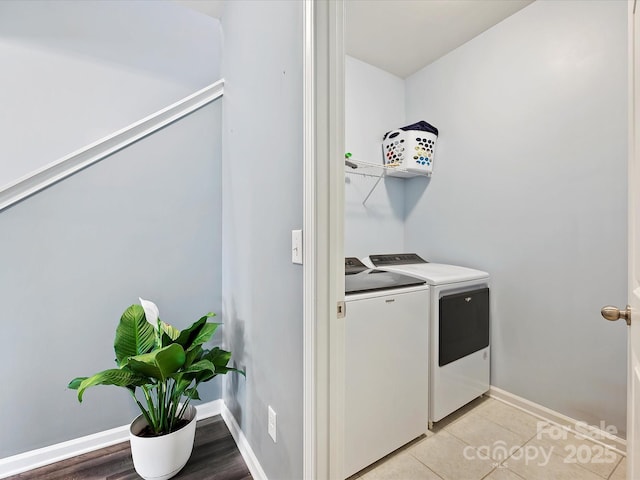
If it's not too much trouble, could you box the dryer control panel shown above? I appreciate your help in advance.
[369,253,429,266]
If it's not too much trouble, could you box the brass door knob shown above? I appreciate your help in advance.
[601,305,631,326]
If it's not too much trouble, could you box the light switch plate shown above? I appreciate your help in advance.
[291,229,303,264]
[268,405,277,442]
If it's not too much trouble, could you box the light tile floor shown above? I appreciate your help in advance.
[351,397,626,480]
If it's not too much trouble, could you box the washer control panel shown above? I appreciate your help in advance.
[369,253,428,266]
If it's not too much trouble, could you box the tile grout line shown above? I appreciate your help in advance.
[520,424,623,478]
[440,400,545,479]
[398,435,447,480]
[367,396,623,480]
[404,450,447,480]
[489,389,626,457]
[605,455,623,480]
[407,428,496,480]
[442,405,541,458]
[410,400,528,480]
[404,434,457,480]
[473,400,552,440]
[462,398,623,477]
[501,428,622,480]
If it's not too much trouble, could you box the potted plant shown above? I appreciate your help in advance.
[69,298,243,480]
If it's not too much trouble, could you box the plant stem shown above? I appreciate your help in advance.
[141,385,158,433]
[159,381,166,433]
[167,380,177,431]
[177,381,196,421]
[177,398,191,424]
[128,389,153,430]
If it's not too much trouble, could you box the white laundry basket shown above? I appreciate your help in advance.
[382,120,438,177]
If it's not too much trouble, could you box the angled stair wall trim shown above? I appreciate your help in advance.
[0,79,225,213]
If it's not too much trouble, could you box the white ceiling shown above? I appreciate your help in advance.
[174,0,534,79]
[346,0,534,78]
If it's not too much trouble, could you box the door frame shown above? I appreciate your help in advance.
[628,0,638,477]
[305,2,636,479]
[303,1,345,479]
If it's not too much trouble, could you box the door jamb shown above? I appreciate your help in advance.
[303,1,345,479]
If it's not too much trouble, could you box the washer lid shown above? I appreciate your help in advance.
[345,257,426,294]
[365,254,489,285]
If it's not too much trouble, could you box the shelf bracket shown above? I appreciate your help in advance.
[362,170,384,205]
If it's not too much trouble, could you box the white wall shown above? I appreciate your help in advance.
[404,0,628,433]
[221,2,304,479]
[344,56,406,258]
[0,0,221,189]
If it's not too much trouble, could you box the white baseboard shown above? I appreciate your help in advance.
[0,424,130,479]
[221,404,269,480]
[195,398,224,421]
[0,399,223,479]
[489,386,626,456]
[5,389,620,479]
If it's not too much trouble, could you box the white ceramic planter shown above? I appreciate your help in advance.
[129,405,197,480]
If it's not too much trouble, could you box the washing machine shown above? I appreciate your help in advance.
[363,253,490,428]
[344,258,430,478]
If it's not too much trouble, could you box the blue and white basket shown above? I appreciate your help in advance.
[382,120,439,177]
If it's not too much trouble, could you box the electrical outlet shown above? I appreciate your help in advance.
[268,405,277,442]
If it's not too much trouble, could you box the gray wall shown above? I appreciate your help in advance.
[344,55,406,258]
[0,100,223,458]
[0,0,221,189]
[221,1,304,479]
[0,1,224,458]
[404,0,628,434]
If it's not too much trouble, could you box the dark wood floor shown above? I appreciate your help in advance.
[7,415,252,480]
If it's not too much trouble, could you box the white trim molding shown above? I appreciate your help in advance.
[0,79,224,213]
[306,1,345,480]
[0,399,223,479]
[0,424,130,480]
[302,1,317,479]
[221,404,268,480]
[489,386,626,456]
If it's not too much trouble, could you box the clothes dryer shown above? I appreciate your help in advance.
[364,253,490,427]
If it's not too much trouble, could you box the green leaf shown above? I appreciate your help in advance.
[214,365,246,376]
[202,347,245,376]
[68,377,87,390]
[161,321,181,341]
[160,331,174,348]
[160,321,182,347]
[175,314,217,349]
[126,344,186,380]
[204,347,231,367]
[184,344,204,369]
[73,369,146,402]
[185,387,201,400]
[114,305,155,366]
[189,322,218,346]
[172,374,195,398]
[184,359,215,376]
[171,359,216,384]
